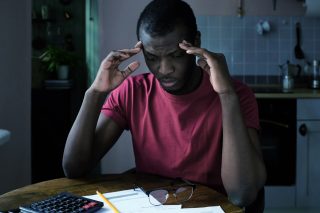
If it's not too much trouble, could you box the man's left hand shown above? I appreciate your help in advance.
[179,40,234,94]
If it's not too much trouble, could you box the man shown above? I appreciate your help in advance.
[63,0,266,208]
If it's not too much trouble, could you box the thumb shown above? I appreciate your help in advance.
[197,58,210,74]
[123,61,140,77]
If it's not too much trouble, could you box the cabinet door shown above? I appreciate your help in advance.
[296,120,320,207]
[297,99,320,120]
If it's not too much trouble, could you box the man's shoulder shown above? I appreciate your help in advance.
[232,78,252,92]
[117,72,156,95]
[231,78,255,99]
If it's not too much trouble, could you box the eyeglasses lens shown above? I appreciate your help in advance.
[175,186,193,203]
[149,189,169,205]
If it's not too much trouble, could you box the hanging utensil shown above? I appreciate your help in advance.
[273,0,277,10]
[237,0,244,18]
[294,22,304,59]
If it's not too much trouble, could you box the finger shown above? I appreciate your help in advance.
[108,44,141,59]
[179,40,193,50]
[118,47,141,56]
[108,50,137,63]
[106,53,127,68]
[197,58,210,74]
[134,41,142,48]
[122,61,140,77]
[185,47,208,58]
[179,42,209,59]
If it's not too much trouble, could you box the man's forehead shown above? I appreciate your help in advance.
[143,41,180,54]
[140,30,184,54]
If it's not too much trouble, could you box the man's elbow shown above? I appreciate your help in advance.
[62,158,84,179]
[228,186,260,207]
[227,174,266,207]
[229,180,266,207]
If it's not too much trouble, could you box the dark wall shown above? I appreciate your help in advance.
[0,0,31,194]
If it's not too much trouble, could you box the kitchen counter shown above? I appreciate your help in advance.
[249,84,320,99]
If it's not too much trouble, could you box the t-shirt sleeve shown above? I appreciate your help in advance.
[235,81,260,130]
[101,82,129,130]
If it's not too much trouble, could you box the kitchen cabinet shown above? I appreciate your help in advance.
[263,98,320,208]
[262,98,297,208]
[296,99,320,207]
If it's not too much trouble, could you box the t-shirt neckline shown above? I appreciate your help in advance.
[155,69,213,102]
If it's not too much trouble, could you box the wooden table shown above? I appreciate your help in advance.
[0,172,243,212]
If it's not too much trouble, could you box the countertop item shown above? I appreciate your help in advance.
[0,129,10,146]
[294,22,304,59]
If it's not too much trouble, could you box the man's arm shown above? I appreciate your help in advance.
[180,40,266,207]
[62,42,142,178]
[219,92,266,207]
[62,89,123,178]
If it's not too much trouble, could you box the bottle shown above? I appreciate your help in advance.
[281,61,294,93]
[311,60,319,89]
[282,75,294,93]
[41,5,49,20]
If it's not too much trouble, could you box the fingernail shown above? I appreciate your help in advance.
[134,41,142,48]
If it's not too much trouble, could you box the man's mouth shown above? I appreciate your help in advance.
[160,78,177,88]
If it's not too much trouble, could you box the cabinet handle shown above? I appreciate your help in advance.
[260,119,289,128]
[299,123,307,136]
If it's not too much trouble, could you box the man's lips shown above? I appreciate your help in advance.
[160,78,177,88]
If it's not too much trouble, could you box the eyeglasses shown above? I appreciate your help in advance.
[134,179,196,206]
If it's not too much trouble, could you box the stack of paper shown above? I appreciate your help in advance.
[85,189,225,213]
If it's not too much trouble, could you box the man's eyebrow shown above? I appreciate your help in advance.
[169,49,184,54]
[144,50,157,56]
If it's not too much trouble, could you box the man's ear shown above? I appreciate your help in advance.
[194,31,201,47]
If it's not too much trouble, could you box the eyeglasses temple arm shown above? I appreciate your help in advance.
[134,185,151,196]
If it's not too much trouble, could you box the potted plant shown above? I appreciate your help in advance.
[39,46,78,80]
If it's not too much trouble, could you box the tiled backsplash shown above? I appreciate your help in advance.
[197,16,320,84]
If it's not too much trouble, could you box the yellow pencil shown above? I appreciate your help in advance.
[96,190,120,213]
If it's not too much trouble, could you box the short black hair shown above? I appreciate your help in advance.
[136,0,198,42]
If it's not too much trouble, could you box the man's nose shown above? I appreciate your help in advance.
[158,58,174,75]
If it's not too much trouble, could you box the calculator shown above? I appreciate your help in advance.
[19,192,104,213]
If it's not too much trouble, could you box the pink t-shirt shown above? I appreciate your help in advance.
[102,71,259,194]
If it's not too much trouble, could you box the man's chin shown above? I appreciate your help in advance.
[161,84,185,95]
[156,78,186,95]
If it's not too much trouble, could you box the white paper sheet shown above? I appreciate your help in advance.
[85,189,225,213]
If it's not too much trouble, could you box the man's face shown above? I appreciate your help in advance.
[139,26,198,95]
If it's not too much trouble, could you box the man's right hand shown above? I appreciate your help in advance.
[90,41,142,93]
[62,42,142,178]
